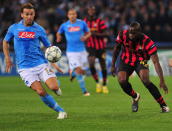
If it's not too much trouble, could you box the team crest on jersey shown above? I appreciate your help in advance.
[68,27,80,32]
[125,43,129,46]
[18,32,35,38]
[139,45,142,49]
[93,23,97,27]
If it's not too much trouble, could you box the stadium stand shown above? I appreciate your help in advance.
[0,0,172,50]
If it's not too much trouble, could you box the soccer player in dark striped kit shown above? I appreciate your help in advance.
[111,21,169,112]
[84,6,109,94]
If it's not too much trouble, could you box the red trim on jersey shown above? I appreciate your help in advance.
[145,40,154,50]
[84,17,107,50]
[148,46,157,55]
[100,25,107,30]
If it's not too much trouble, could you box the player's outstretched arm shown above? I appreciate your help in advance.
[111,43,121,77]
[80,32,91,42]
[151,54,168,94]
[91,29,109,37]
[3,40,13,72]
[51,63,63,74]
[56,33,62,43]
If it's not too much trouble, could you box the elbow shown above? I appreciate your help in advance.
[3,40,8,48]
[88,32,91,37]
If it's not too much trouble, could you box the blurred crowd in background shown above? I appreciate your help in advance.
[0,0,172,50]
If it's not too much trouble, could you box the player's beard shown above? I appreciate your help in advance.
[25,20,34,26]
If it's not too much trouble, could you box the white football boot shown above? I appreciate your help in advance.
[57,112,67,119]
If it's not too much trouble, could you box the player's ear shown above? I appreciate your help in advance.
[21,13,24,18]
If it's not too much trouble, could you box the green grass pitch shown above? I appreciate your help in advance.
[0,76,172,131]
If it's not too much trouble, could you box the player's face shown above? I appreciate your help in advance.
[88,7,96,16]
[68,10,77,22]
[21,8,35,26]
[128,27,139,41]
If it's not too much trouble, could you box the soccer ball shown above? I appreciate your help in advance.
[45,46,62,63]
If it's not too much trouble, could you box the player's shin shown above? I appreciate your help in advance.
[143,82,167,107]
[76,74,88,94]
[119,80,137,98]
[40,94,64,112]
[90,67,99,83]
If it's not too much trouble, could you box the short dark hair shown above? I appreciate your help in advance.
[87,5,96,10]
[129,21,141,32]
[68,8,77,13]
[21,3,35,13]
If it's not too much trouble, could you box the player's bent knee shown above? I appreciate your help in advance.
[36,89,47,96]
[118,78,127,84]
[142,79,151,87]
[50,85,59,91]
[75,67,85,75]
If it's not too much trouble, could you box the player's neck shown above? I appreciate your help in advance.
[23,21,34,27]
[88,16,95,20]
[70,19,76,24]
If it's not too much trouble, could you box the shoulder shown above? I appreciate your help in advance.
[61,21,69,27]
[8,22,19,30]
[142,33,154,41]
[77,19,86,24]
[34,22,46,32]
[143,33,150,39]
[6,23,18,33]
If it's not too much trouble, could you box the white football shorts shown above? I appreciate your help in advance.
[66,51,88,72]
[18,64,56,87]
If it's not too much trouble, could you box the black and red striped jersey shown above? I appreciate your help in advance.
[84,17,107,50]
[116,30,157,66]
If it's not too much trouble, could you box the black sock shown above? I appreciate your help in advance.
[90,67,99,83]
[143,82,167,107]
[102,69,107,86]
[119,81,137,99]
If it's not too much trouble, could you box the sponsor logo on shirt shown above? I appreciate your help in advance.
[18,32,35,38]
[68,27,80,32]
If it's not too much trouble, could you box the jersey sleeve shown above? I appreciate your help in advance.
[99,19,107,30]
[58,24,65,34]
[4,25,14,42]
[39,27,51,47]
[144,36,157,56]
[115,31,123,44]
[83,21,89,33]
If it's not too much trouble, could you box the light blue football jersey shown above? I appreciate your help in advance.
[4,20,51,69]
[58,19,89,52]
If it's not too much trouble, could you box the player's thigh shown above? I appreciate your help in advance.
[18,68,40,87]
[87,48,96,57]
[31,81,46,96]
[45,77,59,90]
[117,71,130,82]
[39,64,56,83]
[98,50,106,69]
[80,51,88,70]
[117,60,134,82]
[97,49,106,60]
[135,63,150,82]
[66,52,81,71]
[88,55,96,65]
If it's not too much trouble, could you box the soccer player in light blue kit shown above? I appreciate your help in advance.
[56,9,91,96]
[3,3,67,119]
